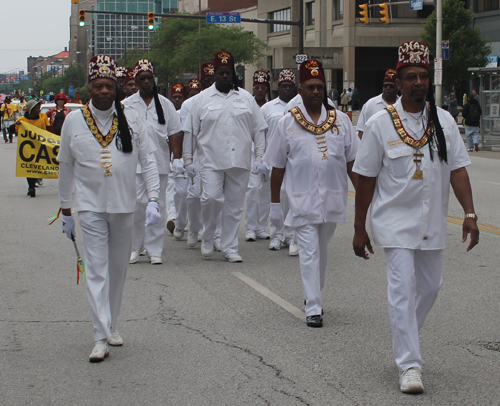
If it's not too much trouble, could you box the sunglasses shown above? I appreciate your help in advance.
[136,76,154,82]
[305,84,325,92]
[383,84,396,89]
[400,73,430,82]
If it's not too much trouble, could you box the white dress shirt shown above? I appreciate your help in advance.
[264,105,359,227]
[285,94,335,112]
[260,97,288,148]
[182,83,267,170]
[122,92,182,174]
[58,102,159,213]
[356,93,399,133]
[353,98,471,250]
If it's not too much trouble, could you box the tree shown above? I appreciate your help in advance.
[420,0,491,91]
[116,48,150,68]
[148,15,268,84]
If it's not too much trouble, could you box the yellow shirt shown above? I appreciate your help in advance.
[15,113,50,133]
[1,103,21,119]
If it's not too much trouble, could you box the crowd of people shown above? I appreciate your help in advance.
[0,39,479,395]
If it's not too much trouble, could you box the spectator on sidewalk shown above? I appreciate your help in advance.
[352,88,361,111]
[462,93,482,152]
[448,92,458,122]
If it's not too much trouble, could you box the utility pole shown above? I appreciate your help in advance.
[435,0,443,107]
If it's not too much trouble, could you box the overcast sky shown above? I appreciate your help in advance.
[0,0,71,74]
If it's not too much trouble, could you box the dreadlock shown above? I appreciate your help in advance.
[231,63,239,91]
[114,89,133,153]
[153,82,166,125]
[427,81,448,163]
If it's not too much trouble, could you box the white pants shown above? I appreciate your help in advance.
[78,211,134,341]
[275,187,295,242]
[384,248,443,372]
[199,167,250,255]
[166,174,176,221]
[295,222,337,316]
[132,173,169,257]
[174,176,189,230]
[187,175,202,233]
[245,171,271,232]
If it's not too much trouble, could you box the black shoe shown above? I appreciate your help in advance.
[27,188,36,197]
[306,315,323,328]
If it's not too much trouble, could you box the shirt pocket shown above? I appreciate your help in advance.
[288,137,310,162]
[387,146,413,179]
[203,104,223,123]
[72,135,100,162]
[326,132,344,157]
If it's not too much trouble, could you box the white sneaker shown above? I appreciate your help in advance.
[140,248,147,256]
[213,240,221,252]
[201,240,213,258]
[149,256,163,265]
[107,332,123,346]
[256,230,270,240]
[269,237,281,250]
[187,231,198,248]
[289,241,299,256]
[281,238,291,248]
[223,253,243,263]
[89,342,109,362]
[129,250,140,264]
[197,233,202,242]
[245,230,256,241]
[399,367,424,393]
[173,228,185,240]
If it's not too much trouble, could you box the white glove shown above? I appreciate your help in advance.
[185,163,198,179]
[145,201,161,226]
[172,158,184,177]
[262,162,270,182]
[269,203,284,231]
[62,214,76,240]
[252,160,268,175]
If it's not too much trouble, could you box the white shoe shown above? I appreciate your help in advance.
[289,241,299,256]
[223,253,243,263]
[213,240,221,252]
[129,250,140,264]
[107,332,123,346]
[281,238,291,248]
[89,342,109,362]
[149,256,163,265]
[255,230,270,240]
[245,230,256,241]
[173,228,185,240]
[399,367,424,393]
[197,233,202,242]
[140,248,147,256]
[269,237,281,250]
[187,231,198,248]
[201,240,213,258]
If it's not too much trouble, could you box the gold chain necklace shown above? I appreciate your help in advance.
[81,104,119,177]
[385,104,434,180]
[290,106,337,160]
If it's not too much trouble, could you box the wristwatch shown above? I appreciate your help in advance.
[465,213,478,222]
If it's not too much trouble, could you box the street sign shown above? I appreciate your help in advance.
[434,57,442,70]
[295,54,308,64]
[434,69,443,86]
[68,86,75,97]
[410,0,423,11]
[206,12,241,24]
[442,40,450,60]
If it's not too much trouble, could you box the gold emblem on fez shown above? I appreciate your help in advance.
[219,52,230,64]
[305,61,319,76]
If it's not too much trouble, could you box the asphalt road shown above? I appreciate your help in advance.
[1,138,499,405]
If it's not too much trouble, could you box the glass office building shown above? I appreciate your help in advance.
[90,0,178,61]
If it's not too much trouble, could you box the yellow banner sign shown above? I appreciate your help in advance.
[16,121,60,179]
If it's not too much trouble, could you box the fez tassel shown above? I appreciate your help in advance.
[71,234,86,285]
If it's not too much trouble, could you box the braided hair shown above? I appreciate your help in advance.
[427,83,448,163]
[114,86,133,153]
[153,82,165,125]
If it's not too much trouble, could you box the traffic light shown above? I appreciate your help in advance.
[78,9,86,27]
[71,0,80,4]
[147,12,155,31]
[379,3,390,24]
[359,4,369,25]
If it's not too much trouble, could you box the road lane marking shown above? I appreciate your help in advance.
[232,272,305,320]
[348,191,500,236]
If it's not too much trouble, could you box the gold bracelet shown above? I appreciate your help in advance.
[148,197,159,203]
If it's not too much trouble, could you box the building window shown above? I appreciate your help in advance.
[333,0,343,21]
[269,8,291,33]
[306,1,315,26]
[478,0,500,12]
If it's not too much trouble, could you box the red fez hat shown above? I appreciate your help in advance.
[253,70,270,87]
[187,78,201,92]
[54,93,69,103]
[214,50,233,70]
[383,69,397,83]
[396,41,430,72]
[116,66,126,78]
[278,69,295,85]
[171,83,186,97]
[124,68,136,85]
[134,59,154,78]
[299,59,325,84]
[200,62,215,80]
[88,55,117,83]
